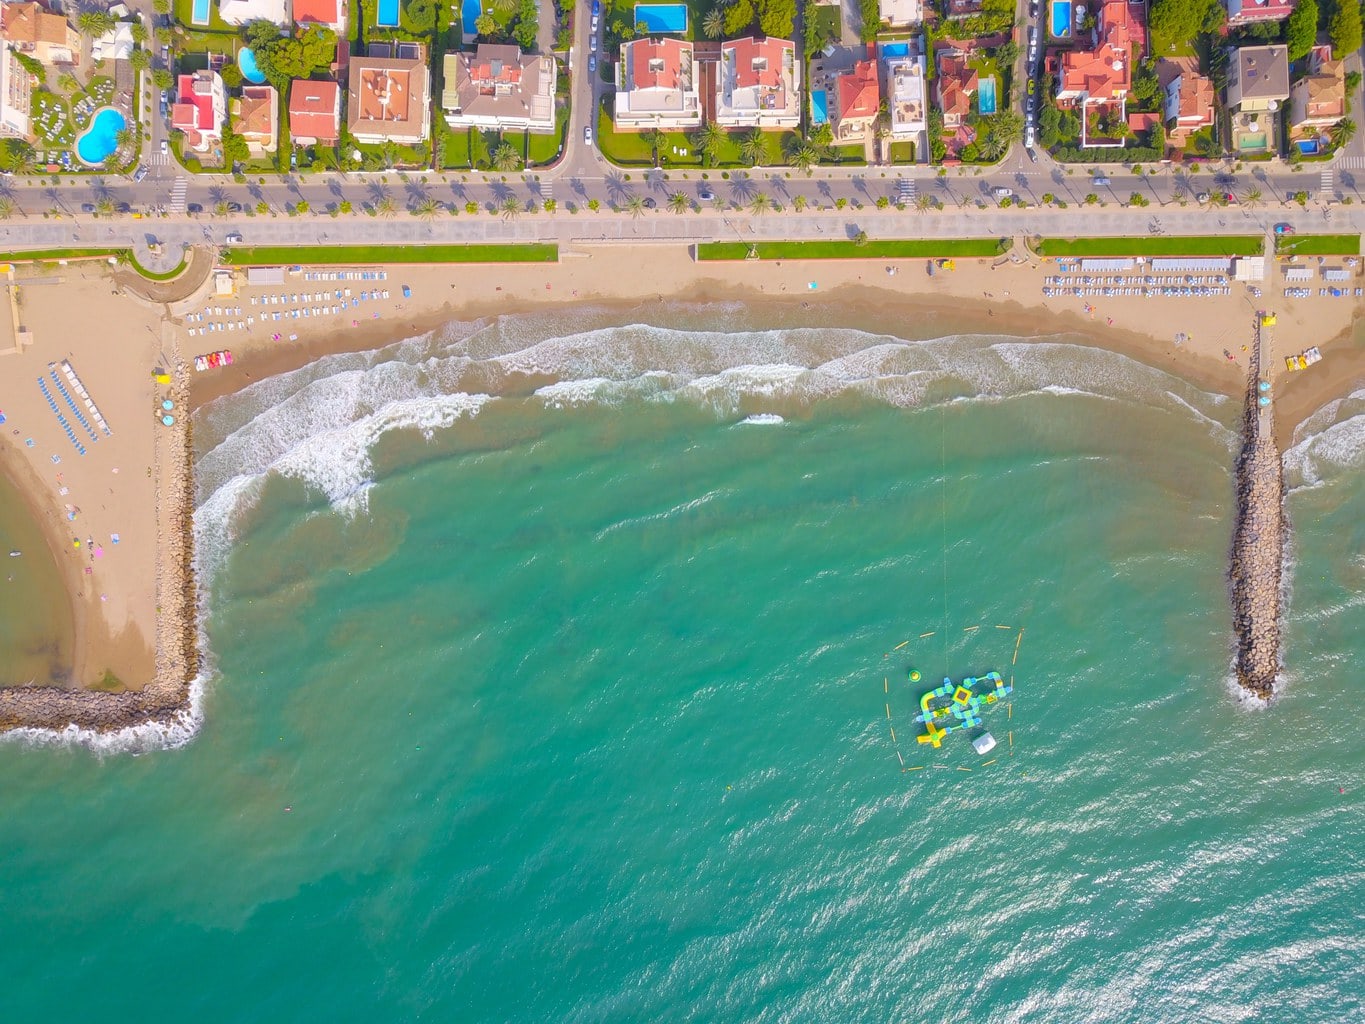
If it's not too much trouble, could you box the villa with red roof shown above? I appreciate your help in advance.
[1157,57,1214,146]
[1225,0,1296,26]
[1053,0,1135,147]
[289,79,341,144]
[1289,45,1346,137]
[935,50,978,130]
[292,0,348,32]
[1,2,81,67]
[829,57,879,143]
[614,38,700,131]
[232,84,278,155]
[715,37,799,129]
[171,71,226,153]
[347,44,431,145]
[441,44,557,133]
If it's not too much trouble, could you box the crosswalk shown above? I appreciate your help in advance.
[146,150,173,167]
[1320,168,1334,196]
[168,178,187,214]
[1336,156,1365,169]
[896,178,916,205]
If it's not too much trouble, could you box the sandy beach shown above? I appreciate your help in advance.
[1,242,1363,732]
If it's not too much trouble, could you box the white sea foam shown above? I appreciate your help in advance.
[739,414,785,425]
[1283,406,1365,489]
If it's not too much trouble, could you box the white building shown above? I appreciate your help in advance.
[91,23,136,63]
[218,0,291,28]
[715,36,800,130]
[886,53,927,154]
[614,37,700,131]
[878,0,924,28]
[0,50,32,139]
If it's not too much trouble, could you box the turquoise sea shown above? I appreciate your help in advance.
[2,306,1363,1021]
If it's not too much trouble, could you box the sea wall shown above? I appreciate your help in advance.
[0,361,198,739]
[1229,321,1284,700]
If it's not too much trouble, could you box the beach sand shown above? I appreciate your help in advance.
[1,243,1362,723]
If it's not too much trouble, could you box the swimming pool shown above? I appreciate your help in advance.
[1051,0,1072,38]
[1297,139,1320,155]
[879,42,910,59]
[462,0,482,35]
[75,106,126,165]
[238,47,266,85]
[633,3,688,33]
[1238,133,1269,151]
[811,89,828,125]
[978,76,997,115]
[376,0,400,27]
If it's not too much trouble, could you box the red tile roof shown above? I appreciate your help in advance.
[289,79,340,141]
[725,36,790,90]
[173,73,216,131]
[292,0,343,26]
[937,53,979,118]
[628,37,689,91]
[837,59,879,119]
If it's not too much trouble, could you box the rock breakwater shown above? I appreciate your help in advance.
[1230,320,1283,700]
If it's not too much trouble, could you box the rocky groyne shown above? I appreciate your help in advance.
[1229,319,1284,700]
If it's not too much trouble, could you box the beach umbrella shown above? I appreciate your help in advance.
[161,415,175,426]
[162,399,174,411]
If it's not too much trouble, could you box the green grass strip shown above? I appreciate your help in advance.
[1,248,189,282]
[219,243,559,265]
[1274,233,1360,256]
[696,239,1009,261]
[1035,236,1263,257]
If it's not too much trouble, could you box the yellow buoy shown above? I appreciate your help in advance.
[909,669,922,683]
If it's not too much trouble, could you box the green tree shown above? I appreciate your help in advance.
[220,63,244,89]
[1242,186,1263,207]
[338,199,353,214]
[641,128,666,161]
[703,7,725,39]
[724,0,754,36]
[154,0,170,12]
[500,196,521,218]
[1286,0,1318,61]
[738,126,768,165]
[295,200,310,214]
[153,68,174,91]
[793,194,807,212]
[513,0,539,50]
[131,22,149,44]
[692,121,725,166]
[758,0,796,38]
[405,0,438,32]
[853,229,868,246]
[129,48,151,72]
[995,40,1018,67]
[1330,0,1362,59]
[253,25,336,87]
[374,195,397,217]
[475,12,497,35]
[411,197,442,219]
[1332,117,1357,148]
[587,198,600,211]
[747,192,770,215]
[77,11,116,36]
[626,194,646,217]
[492,140,522,170]
[256,200,270,214]
[785,136,819,175]
[221,124,250,166]
[668,191,691,213]
[95,196,116,217]
[0,197,15,219]
[858,0,879,43]
[1150,0,1213,48]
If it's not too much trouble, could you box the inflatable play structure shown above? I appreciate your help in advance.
[913,670,1012,748]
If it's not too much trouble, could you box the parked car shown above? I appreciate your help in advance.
[115,202,131,213]
[584,125,593,145]
[225,233,243,243]
[225,201,243,213]
[1029,0,1039,16]
[1027,80,1035,97]
[160,139,168,155]
[1196,192,1211,204]
[589,54,597,73]
[698,187,715,201]
[1274,223,1295,235]
[186,203,203,214]
[1092,174,1111,186]
[992,186,1013,198]
[133,166,148,182]
[80,202,95,213]
[1223,192,1237,204]
[592,0,600,12]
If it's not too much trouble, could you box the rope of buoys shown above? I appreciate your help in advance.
[894,640,910,650]
[884,676,888,694]
[906,764,924,771]
[957,766,972,772]
[1013,629,1024,664]
[889,726,897,744]
[885,703,891,720]
[995,624,1012,629]
[919,630,935,638]
[897,751,906,768]
[1007,703,1012,720]
[964,624,979,632]
[980,758,997,766]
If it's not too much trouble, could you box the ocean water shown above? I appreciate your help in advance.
[2,309,1363,1022]
[0,468,74,686]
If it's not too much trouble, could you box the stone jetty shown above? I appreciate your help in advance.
[1229,315,1284,700]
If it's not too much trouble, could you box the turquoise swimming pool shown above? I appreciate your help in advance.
[191,0,211,25]
[238,47,266,85]
[978,76,997,115]
[462,0,481,35]
[1051,0,1072,38]
[811,89,828,125]
[377,0,400,27]
[634,3,688,33]
[76,106,126,165]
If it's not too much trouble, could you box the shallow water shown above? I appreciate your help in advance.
[0,467,73,686]
[1,311,1362,1021]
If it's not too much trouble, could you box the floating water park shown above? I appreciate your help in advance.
[913,670,1011,749]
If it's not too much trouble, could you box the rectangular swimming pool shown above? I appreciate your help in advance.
[191,0,211,25]
[377,0,400,27]
[462,0,482,35]
[1297,139,1320,155]
[1051,0,1072,38]
[977,76,997,115]
[811,89,828,125]
[633,3,688,33]
[879,42,910,59]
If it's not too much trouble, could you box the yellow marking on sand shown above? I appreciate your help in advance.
[1013,629,1024,664]
[889,726,897,744]
[885,703,892,720]
[894,640,910,651]
[980,758,998,766]
[920,631,936,638]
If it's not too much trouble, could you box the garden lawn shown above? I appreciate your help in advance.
[172,0,236,34]
[1275,234,1361,256]
[595,101,797,168]
[219,243,560,264]
[1036,236,1264,257]
[697,238,1008,260]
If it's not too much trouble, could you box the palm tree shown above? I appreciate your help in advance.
[500,195,522,219]
[641,128,666,162]
[738,126,766,166]
[792,194,807,212]
[0,197,15,219]
[411,197,441,220]
[94,197,116,217]
[1241,186,1263,208]
[213,200,230,217]
[1331,118,1357,149]
[702,8,724,39]
[625,194,647,218]
[115,128,136,158]
[692,122,725,166]
[374,195,397,218]
[747,192,770,215]
[785,137,818,176]
[492,141,522,172]
[915,194,932,213]
[668,191,690,214]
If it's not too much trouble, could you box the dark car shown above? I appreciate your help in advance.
[186,202,203,214]
[643,197,656,208]
[225,201,243,213]
[698,187,715,201]
[1029,1,1038,16]
[114,201,132,213]
[80,202,95,213]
